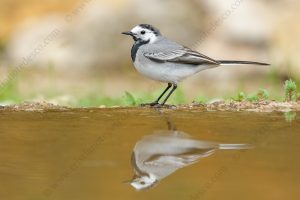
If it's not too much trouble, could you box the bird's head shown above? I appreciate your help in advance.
[126,173,158,190]
[122,24,161,44]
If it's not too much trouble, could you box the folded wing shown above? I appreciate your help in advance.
[144,46,220,65]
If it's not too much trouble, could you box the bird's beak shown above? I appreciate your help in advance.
[122,174,138,183]
[122,179,132,184]
[122,31,138,41]
[121,31,135,36]
[122,31,133,36]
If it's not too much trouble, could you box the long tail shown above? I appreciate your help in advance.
[218,60,270,66]
[219,144,253,150]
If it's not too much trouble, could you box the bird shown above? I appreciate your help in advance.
[127,130,252,190]
[122,24,269,107]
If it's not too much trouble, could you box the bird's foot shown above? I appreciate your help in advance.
[140,102,159,107]
[141,103,164,108]
[152,104,163,108]
[155,104,176,109]
[140,103,176,109]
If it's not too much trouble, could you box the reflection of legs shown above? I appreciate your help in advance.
[141,83,172,106]
[161,84,177,106]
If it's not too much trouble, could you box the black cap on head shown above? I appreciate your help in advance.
[139,24,161,36]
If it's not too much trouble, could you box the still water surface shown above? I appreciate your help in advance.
[0,108,299,200]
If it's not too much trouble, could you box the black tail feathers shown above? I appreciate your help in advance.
[218,60,270,66]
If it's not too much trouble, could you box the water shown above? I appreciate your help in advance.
[0,108,299,200]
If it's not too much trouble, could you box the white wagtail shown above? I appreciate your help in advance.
[122,24,269,107]
[127,130,251,190]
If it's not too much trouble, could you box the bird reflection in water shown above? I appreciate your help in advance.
[127,116,252,190]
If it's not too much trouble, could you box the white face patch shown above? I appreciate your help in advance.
[131,26,158,44]
[130,174,157,190]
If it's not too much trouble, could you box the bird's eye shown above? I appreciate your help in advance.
[141,31,146,35]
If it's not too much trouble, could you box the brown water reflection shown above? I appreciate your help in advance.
[0,108,299,200]
[128,116,252,190]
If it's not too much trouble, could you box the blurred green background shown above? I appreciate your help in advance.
[0,0,299,107]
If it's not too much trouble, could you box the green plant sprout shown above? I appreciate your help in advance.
[284,79,297,101]
[257,88,269,101]
[235,89,269,102]
[124,91,137,106]
[236,92,246,102]
[0,73,22,103]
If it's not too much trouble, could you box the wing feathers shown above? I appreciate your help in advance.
[144,47,220,65]
[143,44,268,66]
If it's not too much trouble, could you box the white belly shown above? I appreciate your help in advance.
[133,59,211,84]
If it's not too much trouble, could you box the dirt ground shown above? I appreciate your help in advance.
[1,101,300,112]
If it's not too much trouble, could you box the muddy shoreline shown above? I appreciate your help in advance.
[1,101,300,112]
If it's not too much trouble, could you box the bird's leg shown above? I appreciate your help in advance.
[141,83,172,106]
[154,82,172,103]
[160,83,177,106]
